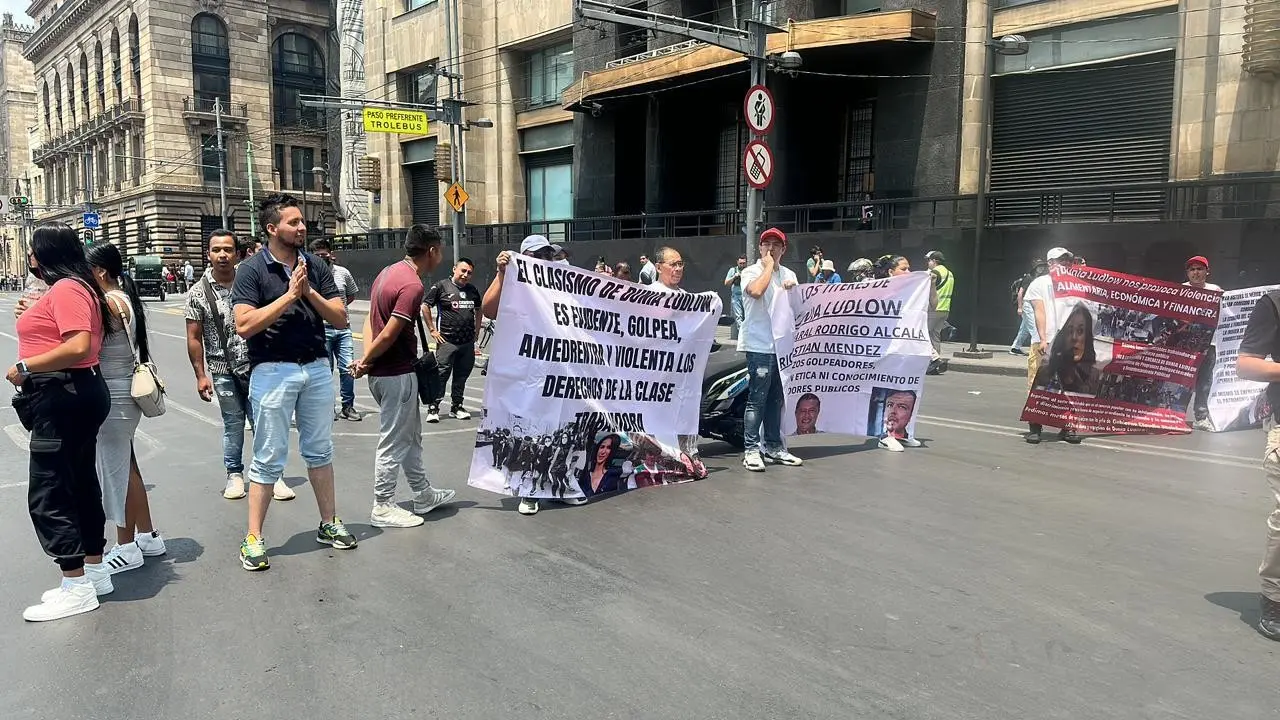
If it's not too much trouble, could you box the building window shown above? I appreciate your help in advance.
[405,0,435,10]
[79,53,89,118]
[201,134,220,183]
[132,133,143,184]
[53,72,62,131]
[396,63,437,105]
[41,82,49,133]
[191,14,230,109]
[274,143,286,188]
[291,146,316,191]
[66,66,76,126]
[94,42,105,111]
[129,16,141,99]
[526,43,574,109]
[840,101,874,203]
[114,137,125,190]
[526,161,573,224]
[617,2,648,60]
[272,33,325,126]
[111,29,122,104]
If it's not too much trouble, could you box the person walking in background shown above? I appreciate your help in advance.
[638,254,657,285]
[423,257,483,423]
[8,224,113,621]
[1184,255,1222,431]
[1009,260,1047,356]
[1024,247,1081,445]
[925,250,953,375]
[310,239,361,421]
[182,260,195,293]
[724,255,747,341]
[86,244,166,576]
[351,225,457,528]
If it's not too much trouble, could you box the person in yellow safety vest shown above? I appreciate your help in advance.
[925,250,953,375]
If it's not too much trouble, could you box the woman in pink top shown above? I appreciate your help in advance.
[7,224,114,622]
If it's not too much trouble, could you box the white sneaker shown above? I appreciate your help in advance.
[223,472,246,499]
[426,408,440,423]
[103,542,144,574]
[450,406,471,420]
[517,498,539,515]
[901,437,922,448]
[743,449,766,472]
[135,530,167,557]
[41,562,113,602]
[412,487,457,515]
[370,502,425,528]
[25,579,98,622]
[878,436,905,452]
[273,479,296,501]
[764,449,804,466]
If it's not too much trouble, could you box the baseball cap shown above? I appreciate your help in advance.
[520,235,552,254]
[1185,255,1209,270]
[760,227,787,248]
[925,250,945,263]
[1046,247,1073,262]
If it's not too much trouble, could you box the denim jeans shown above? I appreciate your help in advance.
[212,373,247,474]
[325,327,356,409]
[730,293,745,341]
[743,351,784,453]
[247,360,335,485]
[1011,310,1035,348]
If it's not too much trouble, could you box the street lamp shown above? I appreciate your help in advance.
[961,19,1029,357]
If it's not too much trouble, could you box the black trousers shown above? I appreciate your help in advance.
[1193,345,1216,422]
[24,368,111,572]
[434,340,475,409]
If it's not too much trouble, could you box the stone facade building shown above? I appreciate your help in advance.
[0,14,36,277]
[25,0,336,263]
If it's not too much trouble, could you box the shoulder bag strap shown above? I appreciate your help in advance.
[202,277,238,367]
[106,290,140,366]
[414,308,432,355]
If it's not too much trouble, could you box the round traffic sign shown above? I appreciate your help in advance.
[743,140,774,190]
[744,85,775,135]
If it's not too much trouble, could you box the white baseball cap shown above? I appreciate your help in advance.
[520,235,552,254]
[1046,247,1074,262]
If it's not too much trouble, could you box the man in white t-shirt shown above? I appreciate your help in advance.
[647,246,708,478]
[1023,246,1081,445]
[738,228,804,472]
[1183,255,1222,430]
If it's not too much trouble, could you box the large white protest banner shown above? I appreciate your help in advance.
[1207,285,1279,432]
[468,256,721,500]
[771,273,932,439]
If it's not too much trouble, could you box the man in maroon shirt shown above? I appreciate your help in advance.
[351,225,456,528]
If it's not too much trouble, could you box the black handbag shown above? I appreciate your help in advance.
[413,311,443,405]
[11,388,34,430]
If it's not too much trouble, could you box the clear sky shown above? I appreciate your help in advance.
[0,0,32,24]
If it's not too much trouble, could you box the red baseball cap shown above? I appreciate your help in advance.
[760,227,787,249]
[1185,255,1210,270]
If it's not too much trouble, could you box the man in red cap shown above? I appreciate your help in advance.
[1184,255,1222,430]
[738,228,804,472]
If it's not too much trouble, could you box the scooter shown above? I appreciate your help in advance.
[699,341,748,448]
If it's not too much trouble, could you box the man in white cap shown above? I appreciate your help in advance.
[481,235,589,516]
[1023,247,1082,444]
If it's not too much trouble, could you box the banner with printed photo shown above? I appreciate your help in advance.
[1206,285,1278,432]
[771,273,932,439]
[1020,266,1221,434]
[468,257,721,500]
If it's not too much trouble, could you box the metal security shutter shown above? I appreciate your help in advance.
[990,52,1175,223]
[408,162,438,226]
[523,147,572,171]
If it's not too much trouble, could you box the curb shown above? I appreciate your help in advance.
[945,360,1025,378]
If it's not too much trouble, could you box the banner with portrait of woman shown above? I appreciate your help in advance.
[1020,266,1221,434]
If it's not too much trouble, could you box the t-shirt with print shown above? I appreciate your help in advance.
[368,260,426,377]
[325,263,359,329]
[1022,274,1058,345]
[17,278,103,368]
[185,269,249,376]
[424,278,481,345]
[1238,290,1280,423]
[737,261,798,355]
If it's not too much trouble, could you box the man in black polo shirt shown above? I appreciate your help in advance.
[231,193,357,571]
[423,257,482,422]
[1238,288,1280,638]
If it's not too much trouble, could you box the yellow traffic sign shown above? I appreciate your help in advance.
[361,107,428,134]
[445,183,470,213]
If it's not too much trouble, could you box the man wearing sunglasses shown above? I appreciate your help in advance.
[423,257,483,423]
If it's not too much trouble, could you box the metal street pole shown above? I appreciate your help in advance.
[742,0,765,263]
[966,0,995,354]
[215,97,229,229]
[246,140,259,237]
[444,0,464,261]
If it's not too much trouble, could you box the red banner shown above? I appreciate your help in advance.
[1019,266,1221,434]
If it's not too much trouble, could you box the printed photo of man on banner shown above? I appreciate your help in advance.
[1020,264,1221,435]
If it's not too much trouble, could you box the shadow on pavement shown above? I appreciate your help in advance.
[789,440,880,460]
[1206,591,1261,630]
[102,537,204,602]
[271,524,384,557]
[397,499,478,522]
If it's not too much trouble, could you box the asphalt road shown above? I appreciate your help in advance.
[0,292,1273,720]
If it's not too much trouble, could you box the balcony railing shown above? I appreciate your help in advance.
[32,98,144,164]
[182,96,249,118]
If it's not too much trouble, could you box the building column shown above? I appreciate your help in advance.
[958,0,991,195]
[644,95,662,213]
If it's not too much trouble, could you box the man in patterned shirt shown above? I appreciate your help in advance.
[185,229,296,502]
[311,239,361,420]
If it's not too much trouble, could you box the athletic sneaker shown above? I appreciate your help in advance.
[1193,418,1214,432]
[224,472,247,499]
[240,534,269,571]
[450,406,472,420]
[551,496,589,506]
[412,487,457,515]
[24,578,98,622]
[103,542,144,574]
[41,562,112,602]
[135,530,167,557]
[901,437,923,448]
[1009,347,1026,356]
[317,517,358,549]
[340,405,363,421]
[370,502,425,528]
[878,436,905,453]
[518,498,539,515]
[426,406,441,423]
[743,449,766,472]
[273,479,296,501]
[763,449,804,466]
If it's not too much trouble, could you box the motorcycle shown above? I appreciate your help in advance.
[698,340,748,448]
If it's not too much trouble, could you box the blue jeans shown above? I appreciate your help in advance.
[325,327,355,409]
[743,351,784,453]
[247,360,335,485]
[212,373,247,474]
[730,293,745,341]
[1011,310,1036,348]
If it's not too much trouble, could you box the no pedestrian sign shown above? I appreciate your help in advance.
[362,107,429,135]
[743,140,773,190]
[744,85,775,135]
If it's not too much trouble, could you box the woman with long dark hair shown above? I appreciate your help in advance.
[1035,303,1102,396]
[86,243,166,575]
[576,433,626,498]
[7,224,113,621]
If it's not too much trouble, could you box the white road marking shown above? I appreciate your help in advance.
[165,397,222,428]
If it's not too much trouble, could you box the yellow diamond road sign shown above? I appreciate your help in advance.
[445,183,469,213]
[362,107,428,135]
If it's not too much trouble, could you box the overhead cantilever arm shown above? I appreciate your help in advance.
[576,0,758,57]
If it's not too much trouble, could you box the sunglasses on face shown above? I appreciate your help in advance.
[527,247,556,260]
